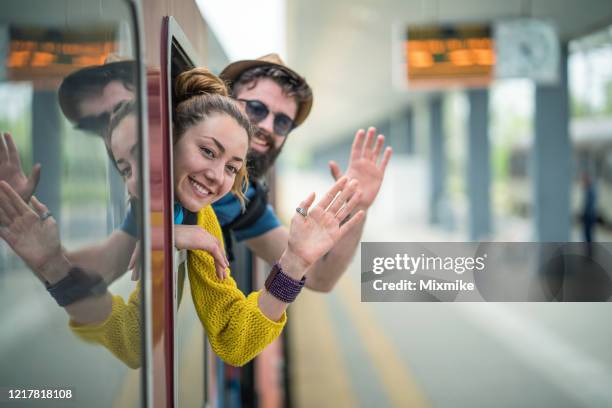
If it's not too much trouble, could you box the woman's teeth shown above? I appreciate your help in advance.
[189,177,210,196]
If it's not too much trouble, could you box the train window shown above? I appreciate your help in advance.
[163,17,210,407]
[0,1,145,406]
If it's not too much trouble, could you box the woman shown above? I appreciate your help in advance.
[0,68,363,367]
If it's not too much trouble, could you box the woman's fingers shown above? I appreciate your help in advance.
[316,177,347,210]
[129,243,141,281]
[0,198,11,226]
[335,191,361,221]
[210,246,228,280]
[30,195,48,218]
[339,210,365,235]
[328,179,359,215]
[336,185,362,220]
[298,191,317,212]
[0,181,21,219]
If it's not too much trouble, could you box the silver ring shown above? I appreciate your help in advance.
[296,207,308,218]
[40,211,52,222]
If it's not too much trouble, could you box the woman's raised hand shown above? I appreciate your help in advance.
[0,181,62,274]
[285,177,364,270]
[0,132,41,201]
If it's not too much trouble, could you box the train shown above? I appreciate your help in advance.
[507,116,612,228]
[0,0,284,407]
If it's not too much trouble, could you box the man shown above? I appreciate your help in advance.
[58,59,136,137]
[215,54,392,292]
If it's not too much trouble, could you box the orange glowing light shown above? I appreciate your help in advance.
[449,49,474,66]
[408,50,434,68]
[72,54,108,66]
[7,51,30,68]
[405,24,494,88]
[446,39,463,51]
[407,40,427,52]
[474,49,495,66]
[427,39,446,54]
[31,52,56,67]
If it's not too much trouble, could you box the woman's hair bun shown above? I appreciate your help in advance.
[174,67,228,105]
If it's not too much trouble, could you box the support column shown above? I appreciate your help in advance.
[533,44,571,241]
[467,89,491,240]
[406,108,415,155]
[32,90,61,225]
[429,96,445,225]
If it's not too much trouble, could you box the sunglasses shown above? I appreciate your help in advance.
[74,100,130,137]
[237,99,295,137]
[75,111,111,136]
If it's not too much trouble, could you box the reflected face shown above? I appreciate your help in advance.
[235,78,297,154]
[79,80,134,119]
[110,115,139,198]
[173,114,248,212]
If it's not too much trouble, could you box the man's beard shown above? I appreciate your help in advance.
[246,128,285,180]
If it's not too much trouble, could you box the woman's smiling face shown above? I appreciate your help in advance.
[173,113,248,212]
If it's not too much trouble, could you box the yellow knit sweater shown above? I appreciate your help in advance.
[70,205,286,368]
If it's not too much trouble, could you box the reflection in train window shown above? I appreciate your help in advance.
[0,1,144,406]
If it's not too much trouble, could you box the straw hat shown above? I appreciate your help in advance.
[220,53,313,127]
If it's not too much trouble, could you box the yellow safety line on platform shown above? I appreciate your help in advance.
[290,289,357,408]
[336,277,430,408]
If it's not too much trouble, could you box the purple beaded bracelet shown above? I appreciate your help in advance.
[264,262,306,303]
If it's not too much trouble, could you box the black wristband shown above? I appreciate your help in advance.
[46,267,108,307]
[264,262,306,303]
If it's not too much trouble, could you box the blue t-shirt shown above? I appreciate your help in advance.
[120,201,191,237]
[120,202,138,237]
[212,183,281,241]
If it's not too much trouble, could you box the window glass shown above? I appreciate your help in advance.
[0,1,143,406]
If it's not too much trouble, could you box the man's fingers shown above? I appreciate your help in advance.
[372,134,385,161]
[350,129,366,161]
[5,132,21,166]
[316,177,347,210]
[361,127,376,159]
[27,164,42,196]
[378,146,393,173]
[328,161,343,181]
